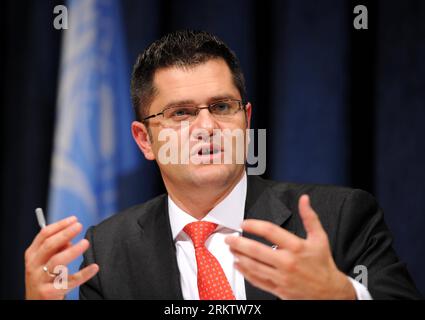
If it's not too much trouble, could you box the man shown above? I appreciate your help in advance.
[25,30,421,300]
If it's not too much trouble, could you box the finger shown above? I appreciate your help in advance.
[55,241,73,254]
[31,216,78,250]
[234,260,278,295]
[233,252,278,282]
[63,241,73,250]
[298,195,324,239]
[67,264,99,290]
[241,219,304,252]
[34,222,83,265]
[48,239,90,269]
[225,235,283,267]
[229,242,296,274]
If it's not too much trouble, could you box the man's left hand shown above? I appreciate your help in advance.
[225,194,356,300]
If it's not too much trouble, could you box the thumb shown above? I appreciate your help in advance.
[298,194,324,239]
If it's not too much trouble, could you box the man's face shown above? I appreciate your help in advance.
[132,58,252,189]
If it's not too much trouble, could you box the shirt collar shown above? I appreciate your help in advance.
[168,172,247,240]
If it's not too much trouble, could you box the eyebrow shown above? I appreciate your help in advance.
[161,94,240,111]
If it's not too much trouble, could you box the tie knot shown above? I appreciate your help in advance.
[183,221,218,248]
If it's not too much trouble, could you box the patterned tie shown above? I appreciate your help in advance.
[183,221,236,300]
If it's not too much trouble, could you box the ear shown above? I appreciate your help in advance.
[131,121,156,160]
[245,102,252,129]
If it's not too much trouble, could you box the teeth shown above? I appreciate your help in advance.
[198,146,220,155]
[199,148,209,155]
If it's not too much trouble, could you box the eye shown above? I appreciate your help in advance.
[173,109,189,116]
[167,106,196,119]
[211,101,231,114]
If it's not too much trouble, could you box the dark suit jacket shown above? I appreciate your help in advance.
[79,175,422,299]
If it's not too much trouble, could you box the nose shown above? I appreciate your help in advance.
[191,108,217,140]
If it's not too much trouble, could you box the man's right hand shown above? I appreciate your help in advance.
[25,216,99,300]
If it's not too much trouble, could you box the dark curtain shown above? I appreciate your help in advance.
[1,0,424,299]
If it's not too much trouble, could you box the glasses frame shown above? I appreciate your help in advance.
[142,98,246,123]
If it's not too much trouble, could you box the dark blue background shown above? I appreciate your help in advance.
[1,0,424,298]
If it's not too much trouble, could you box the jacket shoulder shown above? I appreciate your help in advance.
[87,193,167,241]
[251,175,378,232]
[253,175,361,204]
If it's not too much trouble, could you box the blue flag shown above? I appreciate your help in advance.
[48,0,144,299]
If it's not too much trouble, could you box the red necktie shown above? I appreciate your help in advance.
[183,221,236,300]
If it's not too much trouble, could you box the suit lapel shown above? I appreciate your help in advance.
[133,195,183,299]
[243,175,293,300]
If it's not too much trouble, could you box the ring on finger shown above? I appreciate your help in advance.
[42,265,61,278]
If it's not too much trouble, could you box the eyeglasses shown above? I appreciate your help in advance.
[142,99,246,126]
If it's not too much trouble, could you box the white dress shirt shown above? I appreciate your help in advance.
[168,172,372,300]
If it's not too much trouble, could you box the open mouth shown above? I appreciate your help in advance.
[192,143,223,158]
[198,145,221,156]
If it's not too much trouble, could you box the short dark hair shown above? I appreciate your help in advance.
[130,30,246,121]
